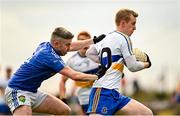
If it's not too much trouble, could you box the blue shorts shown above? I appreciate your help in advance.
[0,103,11,115]
[81,104,88,114]
[87,88,131,115]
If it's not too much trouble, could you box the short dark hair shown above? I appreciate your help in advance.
[51,27,74,40]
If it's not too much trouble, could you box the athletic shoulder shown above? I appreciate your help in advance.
[104,31,125,44]
[109,31,128,41]
[36,42,60,59]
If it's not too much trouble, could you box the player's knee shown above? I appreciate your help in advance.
[62,106,71,115]
[66,107,71,115]
[143,107,153,115]
[13,105,32,115]
[147,108,153,115]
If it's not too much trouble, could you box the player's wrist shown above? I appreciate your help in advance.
[95,65,107,79]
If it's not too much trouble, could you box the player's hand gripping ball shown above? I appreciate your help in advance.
[133,48,147,62]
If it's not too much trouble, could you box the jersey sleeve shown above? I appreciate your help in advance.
[120,36,133,59]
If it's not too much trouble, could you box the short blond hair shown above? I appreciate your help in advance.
[115,9,138,26]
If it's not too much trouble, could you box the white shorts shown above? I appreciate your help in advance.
[77,87,91,105]
[4,86,47,113]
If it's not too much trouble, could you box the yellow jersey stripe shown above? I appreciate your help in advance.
[111,63,124,72]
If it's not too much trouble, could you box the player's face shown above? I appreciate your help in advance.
[54,38,72,56]
[78,35,90,56]
[124,15,136,36]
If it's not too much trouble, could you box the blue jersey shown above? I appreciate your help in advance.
[8,42,65,93]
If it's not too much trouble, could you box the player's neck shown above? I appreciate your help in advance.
[116,29,129,37]
[78,52,86,57]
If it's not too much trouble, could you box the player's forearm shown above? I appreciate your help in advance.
[69,34,106,51]
[59,87,66,99]
[59,77,68,99]
[60,66,98,82]
[125,55,145,72]
[69,39,94,51]
[59,83,66,99]
[72,72,98,81]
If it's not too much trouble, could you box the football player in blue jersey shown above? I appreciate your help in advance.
[4,27,106,115]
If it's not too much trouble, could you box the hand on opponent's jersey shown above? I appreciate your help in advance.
[93,34,106,44]
[96,47,112,79]
[96,65,108,79]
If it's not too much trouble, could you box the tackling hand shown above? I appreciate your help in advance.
[96,47,112,79]
[96,65,107,79]
[93,34,106,44]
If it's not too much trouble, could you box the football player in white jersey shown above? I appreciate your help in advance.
[86,9,153,115]
[59,31,99,114]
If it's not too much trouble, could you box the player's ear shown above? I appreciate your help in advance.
[121,20,126,27]
[52,39,60,47]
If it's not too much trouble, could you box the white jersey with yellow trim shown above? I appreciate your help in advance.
[93,30,133,91]
[67,52,99,78]
[66,52,99,105]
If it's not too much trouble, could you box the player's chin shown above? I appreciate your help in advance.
[62,52,67,56]
[130,32,134,36]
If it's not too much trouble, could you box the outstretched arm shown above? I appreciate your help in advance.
[59,66,98,81]
[59,65,108,81]
[69,34,106,51]
[69,39,94,51]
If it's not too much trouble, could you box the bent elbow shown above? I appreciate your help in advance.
[126,61,144,72]
[128,67,137,72]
